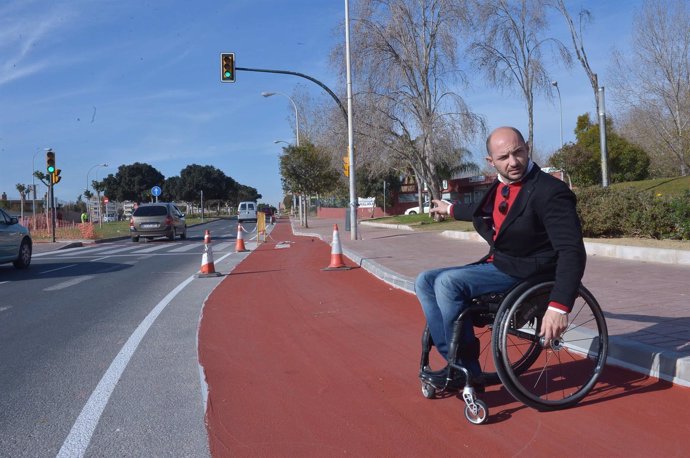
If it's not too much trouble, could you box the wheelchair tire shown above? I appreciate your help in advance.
[421,381,437,399]
[477,305,542,386]
[464,399,489,425]
[493,280,608,411]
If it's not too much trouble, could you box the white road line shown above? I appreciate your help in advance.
[39,264,78,275]
[213,242,233,251]
[0,306,11,312]
[44,276,94,291]
[57,249,236,457]
[55,246,113,256]
[97,246,139,255]
[131,244,169,254]
[168,244,200,253]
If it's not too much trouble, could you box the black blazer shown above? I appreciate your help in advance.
[452,165,586,310]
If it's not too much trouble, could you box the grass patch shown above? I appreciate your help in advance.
[372,214,475,232]
[611,175,690,196]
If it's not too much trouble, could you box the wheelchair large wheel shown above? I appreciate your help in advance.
[476,307,542,386]
[493,280,608,411]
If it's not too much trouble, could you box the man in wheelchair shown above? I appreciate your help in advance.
[416,126,587,390]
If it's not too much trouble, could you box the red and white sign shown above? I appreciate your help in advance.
[103,197,109,203]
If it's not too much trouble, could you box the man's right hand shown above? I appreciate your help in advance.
[429,199,451,216]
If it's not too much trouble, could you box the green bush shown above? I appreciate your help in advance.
[575,187,690,240]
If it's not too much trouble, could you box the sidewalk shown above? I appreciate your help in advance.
[292,217,690,387]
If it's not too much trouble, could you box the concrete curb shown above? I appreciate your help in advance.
[364,222,690,266]
[293,220,690,387]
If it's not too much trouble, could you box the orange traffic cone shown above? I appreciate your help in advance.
[235,223,249,252]
[197,230,221,277]
[322,224,351,271]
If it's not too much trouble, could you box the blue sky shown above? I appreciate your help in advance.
[0,0,641,207]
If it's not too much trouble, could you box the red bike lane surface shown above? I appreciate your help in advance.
[199,220,690,457]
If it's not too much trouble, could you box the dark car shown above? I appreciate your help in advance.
[0,208,32,269]
[129,203,187,242]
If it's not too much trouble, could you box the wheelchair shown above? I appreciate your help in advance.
[419,275,608,425]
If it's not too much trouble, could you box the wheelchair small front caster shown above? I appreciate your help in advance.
[421,381,437,399]
[462,387,488,425]
[464,398,488,424]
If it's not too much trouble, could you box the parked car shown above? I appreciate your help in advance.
[0,208,32,269]
[404,199,452,215]
[237,201,257,223]
[129,203,187,242]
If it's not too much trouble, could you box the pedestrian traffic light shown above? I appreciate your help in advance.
[343,156,350,177]
[46,150,56,174]
[52,169,62,185]
[221,53,235,82]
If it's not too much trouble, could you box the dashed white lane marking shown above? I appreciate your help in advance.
[57,249,236,458]
[39,264,78,275]
[0,305,11,312]
[44,276,94,291]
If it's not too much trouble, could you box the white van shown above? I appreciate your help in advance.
[237,201,257,222]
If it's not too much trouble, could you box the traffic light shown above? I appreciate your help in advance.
[52,169,62,185]
[220,53,235,82]
[343,156,350,177]
[46,150,56,174]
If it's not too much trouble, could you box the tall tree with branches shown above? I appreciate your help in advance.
[610,0,690,176]
[344,0,483,203]
[552,0,600,115]
[469,0,569,150]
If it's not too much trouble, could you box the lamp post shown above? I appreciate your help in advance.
[263,91,304,225]
[598,87,610,187]
[552,81,563,148]
[344,0,358,240]
[262,92,300,147]
[31,149,44,221]
[274,140,295,213]
[86,163,108,224]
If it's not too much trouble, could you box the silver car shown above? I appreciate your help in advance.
[129,203,187,242]
[0,208,32,269]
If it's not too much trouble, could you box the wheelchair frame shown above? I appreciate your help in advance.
[419,276,609,425]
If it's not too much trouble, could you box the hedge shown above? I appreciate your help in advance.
[575,186,690,240]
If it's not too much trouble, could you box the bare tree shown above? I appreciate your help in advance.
[469,0,569,150]
[552,0,600,114]
[610,0,690,176]
[337,0,483,203]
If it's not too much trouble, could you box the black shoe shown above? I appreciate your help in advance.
[421,368,485,393]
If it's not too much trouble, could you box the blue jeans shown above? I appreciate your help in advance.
[415,263,520,372]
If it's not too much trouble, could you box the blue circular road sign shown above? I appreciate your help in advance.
[151,186,162,197]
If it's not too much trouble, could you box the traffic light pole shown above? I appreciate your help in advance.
[235,67,349,126]
[49,178,56,242]
[235,66,357,238]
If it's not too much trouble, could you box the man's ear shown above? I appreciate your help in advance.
[485,155,494,168]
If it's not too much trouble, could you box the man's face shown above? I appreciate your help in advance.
[486,129,530,182]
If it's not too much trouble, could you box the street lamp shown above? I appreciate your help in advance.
[261,92,300,147]
[86,163,108,225]
[552,81,563,148]
[86,163,108,193]
[263,91,304,225]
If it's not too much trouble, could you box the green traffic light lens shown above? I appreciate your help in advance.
[48,166,55,173]
[224,71,231,78]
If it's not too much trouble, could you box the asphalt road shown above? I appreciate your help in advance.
[0,219,252,457]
